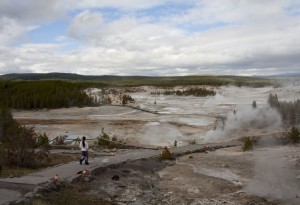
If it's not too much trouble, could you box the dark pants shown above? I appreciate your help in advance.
[80,151,89,164]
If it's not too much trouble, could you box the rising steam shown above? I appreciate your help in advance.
[202,104,282,142]
[139,122,184,146]
[246,147,300,203]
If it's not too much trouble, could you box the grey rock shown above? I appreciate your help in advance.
[24,192,34,198]
[222,164,230,168]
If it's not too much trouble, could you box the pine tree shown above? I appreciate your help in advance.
[252,100,257,109]
[0,106,14,140]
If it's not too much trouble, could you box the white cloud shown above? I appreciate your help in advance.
[0,43,63,74]
[0,0,299,76]
[0,0,69,46]
[0,0,67,22]
[0,17,30,45]
[165,0,294,26]
[68,10,103,40]
[74,0,167,10]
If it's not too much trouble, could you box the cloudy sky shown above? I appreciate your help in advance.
[0,0,299,76]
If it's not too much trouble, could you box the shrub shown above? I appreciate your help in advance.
[1,122,49,167]
[160,147,175,160]
[287,127,300,143]
[252,100,257,109]
[188,139,196,145]
[52,135,66,145]
[0,108,49,168]
[243,137,254,151]
[36,132,49,147]
[174,140,177,147]
[97,128,127,149]
[122,94,135,105]
[97,128,111,147]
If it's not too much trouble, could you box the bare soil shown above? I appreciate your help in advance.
[29,144,297,205]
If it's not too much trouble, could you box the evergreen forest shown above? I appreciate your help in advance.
[268,93,300,125]
[0,73,275,110]
[151,87,216,97]
[0,80,99,109]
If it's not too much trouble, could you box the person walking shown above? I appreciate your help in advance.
[79,136,89,165]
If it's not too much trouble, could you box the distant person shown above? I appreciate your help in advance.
[79,136,89,165]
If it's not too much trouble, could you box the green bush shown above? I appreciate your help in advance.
[188,139,196,145]
[174,140,177,147]
[97,128,127,149]
[0,108,49,168]
[52,135,66,145]
[97,128,111,147]
[122,94,135,105]
[287,127,300,143]
[243,137,254,151]
[160,147,175,160]
[1,122,49,167]
[36,132,49,147]
[252,100,257,109]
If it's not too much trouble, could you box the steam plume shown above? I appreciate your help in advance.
[246,148,300,203]
[202,104,282,142]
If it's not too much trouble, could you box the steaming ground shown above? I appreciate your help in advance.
[156,145,300,205]
[11,83,300,204]
[12,84,300,146]
[69,145,300,205]
[245,145,300,203]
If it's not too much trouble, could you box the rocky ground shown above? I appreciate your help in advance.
[62,144,299,205]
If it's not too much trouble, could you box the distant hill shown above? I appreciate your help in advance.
[0,72,151,81]
[0,72,275,88]
[271,73,300,77]
[255,73,300,78]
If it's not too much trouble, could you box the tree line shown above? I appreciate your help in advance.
[0,75,274,110]
[268,93,300,125]
[0,80,100,109]
[0,73,274,88]
[151,87,216,97]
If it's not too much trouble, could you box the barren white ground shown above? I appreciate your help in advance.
[13,82,300,147]
[9,81,300,204]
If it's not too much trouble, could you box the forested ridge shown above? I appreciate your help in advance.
[0,73,274,87]
[0,80,99,109]
[0,73,275,110]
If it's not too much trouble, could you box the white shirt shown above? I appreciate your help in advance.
[79,141,89,151]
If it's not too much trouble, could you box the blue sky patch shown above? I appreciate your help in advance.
[28,21,68,44]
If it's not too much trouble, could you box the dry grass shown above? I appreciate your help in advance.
[47,153,78,166]
[18,184,115,205]
[0,166,37,178]
[0,153,77,178]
